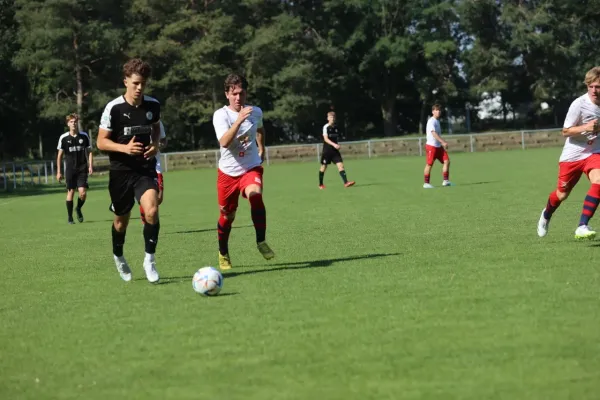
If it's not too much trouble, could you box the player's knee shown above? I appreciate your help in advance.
[223,211,236,222]
[144,205,159,222]
[79,191,87,200]
[557,190,570,201]
[113,218,128,232]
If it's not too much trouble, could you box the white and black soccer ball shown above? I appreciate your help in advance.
[192,267,223,296]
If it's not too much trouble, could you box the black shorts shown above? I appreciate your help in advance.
[109,169,158,216]
[65,169,88,190]
[321,149,343,165]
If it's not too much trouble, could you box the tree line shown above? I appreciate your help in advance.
[1,0,599,160]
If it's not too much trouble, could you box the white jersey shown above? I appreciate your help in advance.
[560,94,600,162]
[426,117,442,147]
[213,105,263,177]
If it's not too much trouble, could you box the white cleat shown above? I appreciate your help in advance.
[143,256,160,283]
[423,183,434,189]
[574,225,597,240]
[113,255,132,282]
[442,180,452,187]
[537,209,549,237]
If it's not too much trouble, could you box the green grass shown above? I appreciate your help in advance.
[1,148,600,400]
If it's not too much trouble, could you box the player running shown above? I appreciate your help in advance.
[318,111,355,189]
[423,104,452,188]
[56,113,93,224]
[96,58,162,283]
[212,73,274,270]
[537,66,600,239]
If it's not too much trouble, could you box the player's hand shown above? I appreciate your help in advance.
[56,172,63,183]
[236,106,253,124]
[144,144,158,159]
[123,136,144,155]
[442,142,449,150]
[585,119,600,133]
[88,166,93,176]
[334,144,341,150]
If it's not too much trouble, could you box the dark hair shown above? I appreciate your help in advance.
[123,58,152,79]
[432,103,442,111]
[65,113,79,123]
[224,74,248,92]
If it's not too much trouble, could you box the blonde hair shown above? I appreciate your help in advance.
[584,67,600,86]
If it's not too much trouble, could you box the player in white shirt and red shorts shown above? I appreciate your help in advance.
[423,103,452,188]
[537,66,600,239]
[212,74,275,270]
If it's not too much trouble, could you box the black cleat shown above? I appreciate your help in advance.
[68,218,75,225]
[76,207,84,223]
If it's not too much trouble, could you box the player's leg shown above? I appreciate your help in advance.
[442,151,451,186]
[319,157,328,189]
[335,160,355,187]
[575,157,600,239]
[75,171,88,223]
[537,161,580,237]
[242,167,274,260]
[423,145,435,188]
[65,169,76,223]
[157,173,164,205]
[66,188,75,224]
[217,170,240,270]
[135,176,160,283]
[109,171,135,281]
[140,173,162,225]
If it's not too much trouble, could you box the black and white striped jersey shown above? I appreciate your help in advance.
[99,95,161,172]
[57,132,91,171]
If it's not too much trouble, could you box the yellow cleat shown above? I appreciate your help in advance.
[257,241,275,260]
[218,252,232,270]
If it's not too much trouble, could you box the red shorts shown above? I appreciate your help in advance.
[557,154,600,192]
[157,173,164,192]
[217,167,263,214]
[425,144,449,165]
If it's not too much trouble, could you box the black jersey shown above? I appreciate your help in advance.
[99,95,161,172]
[56,132,91,171]
[322,123,341,152]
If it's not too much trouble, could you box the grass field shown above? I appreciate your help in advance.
[1,148,600,400]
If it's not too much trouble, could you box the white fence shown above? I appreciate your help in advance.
[1,128,563,190]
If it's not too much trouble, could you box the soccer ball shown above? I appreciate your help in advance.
[192,267,223,296]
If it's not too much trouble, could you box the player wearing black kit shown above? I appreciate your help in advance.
[318,111,355,189]
[56,113,93,224]
[96,58,162,283]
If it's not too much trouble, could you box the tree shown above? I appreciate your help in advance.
[13,0,126,156]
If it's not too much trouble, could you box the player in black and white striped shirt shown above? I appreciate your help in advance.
[56,113,93,224]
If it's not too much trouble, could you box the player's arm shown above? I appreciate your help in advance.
[562,120,599,137]
[562,99,598,137]
[215,107,252,148]
[431,130,448,149]
[87,150,94,175]
[96,128,143,155]
[257,127,265,161]
[323,134,340,149]
[56,149,64,182]
[144,121,161,159]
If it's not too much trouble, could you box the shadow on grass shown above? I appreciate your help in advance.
[166,225,252,235]
[159,252,401,282]
[454,181,500,187]
[0,180,107,198]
